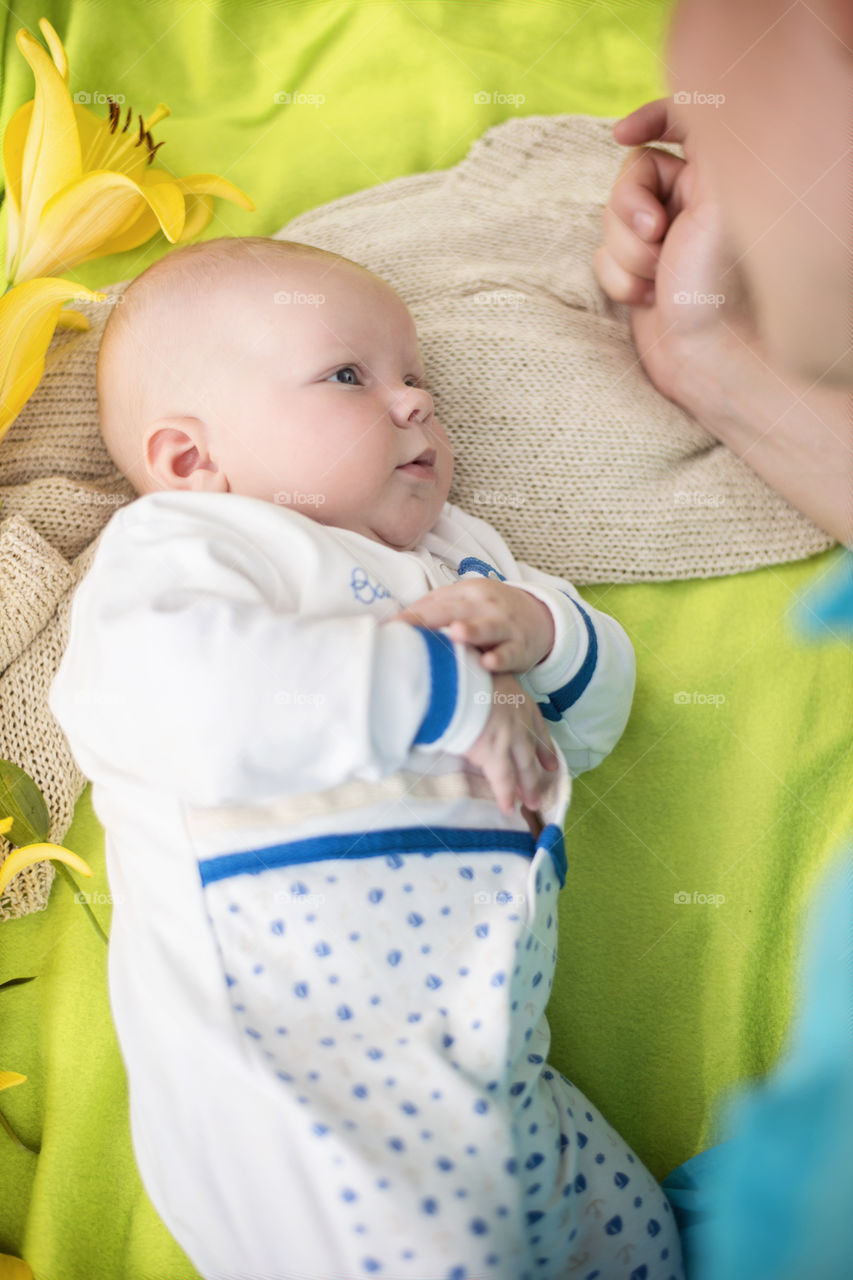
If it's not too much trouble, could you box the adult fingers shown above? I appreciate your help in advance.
[609,145,686,239]
[601,203,662,280]
[612,97,686,148]
[480,741,518,816]
[593,244,655,307]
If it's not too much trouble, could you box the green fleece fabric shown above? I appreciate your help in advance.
[2,3,852,1277]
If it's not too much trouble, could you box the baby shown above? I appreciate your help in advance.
[50,236,684,1280]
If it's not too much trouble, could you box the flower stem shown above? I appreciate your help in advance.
[55,862,109,946]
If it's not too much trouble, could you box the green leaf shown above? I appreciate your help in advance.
[0,760,50,847]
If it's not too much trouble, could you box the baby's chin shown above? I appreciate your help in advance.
[340,510,441,552]
[267,490,445,550]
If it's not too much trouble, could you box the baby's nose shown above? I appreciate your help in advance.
[394,385,433,425]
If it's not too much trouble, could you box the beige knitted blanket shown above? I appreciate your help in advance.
[0,113,833,920]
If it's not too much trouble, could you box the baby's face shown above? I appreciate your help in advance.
[198,258,453,551]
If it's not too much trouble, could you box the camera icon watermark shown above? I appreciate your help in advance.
[673,91,726,108]
[471,290,525,308]
[673,290,726,308]
[473,489,525,508]
[274,690,327,708]
[473,91,526,106]
[74,291,123,306]
[72,90,126,105]
[74,491,130,506]
[474,690,526,707]
[273,91,326,107]
[674,691,726,708]
[473,890,527,905]
[273,290,325,307]
[674,890,726,908]
[273,490,327,507]
[673,491,726,508]
[274,889,326,906]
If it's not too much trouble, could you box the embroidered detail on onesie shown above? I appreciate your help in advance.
[349,566,392,604]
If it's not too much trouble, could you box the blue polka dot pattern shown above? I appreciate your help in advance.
[201,841,684,1280]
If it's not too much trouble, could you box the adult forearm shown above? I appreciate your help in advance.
[671,322,853,546]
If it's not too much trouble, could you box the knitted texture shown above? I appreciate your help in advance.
[0,113,832,919]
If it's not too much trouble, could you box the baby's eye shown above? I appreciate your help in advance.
[328,366,361,386]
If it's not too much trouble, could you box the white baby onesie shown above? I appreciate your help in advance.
[49,490,684,1280]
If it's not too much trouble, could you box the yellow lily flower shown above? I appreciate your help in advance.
[0,831,93,898]
[0,1255,34,1279]
[0,276,104,443]
[3,17,255,285]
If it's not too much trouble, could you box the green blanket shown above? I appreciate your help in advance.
[3,3,851,1277]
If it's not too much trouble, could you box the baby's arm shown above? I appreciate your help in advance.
[49,496,495,806]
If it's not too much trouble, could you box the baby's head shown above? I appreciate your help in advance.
[97,236,453,551]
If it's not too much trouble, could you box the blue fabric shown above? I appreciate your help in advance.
[662,549,853,1280]
[198,825,540,886]
[456,556,507,581]
[540,593,599,720]
[412,626,458,744]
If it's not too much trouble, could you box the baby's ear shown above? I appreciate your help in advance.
[144,416,229,493]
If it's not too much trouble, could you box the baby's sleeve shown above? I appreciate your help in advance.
[48,498,492,806]
[504,560,637,776]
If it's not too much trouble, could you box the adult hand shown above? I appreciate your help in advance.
[594,97,852,546]
[593,96,748,401]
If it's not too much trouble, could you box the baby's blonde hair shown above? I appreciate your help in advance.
[96,236,364,495]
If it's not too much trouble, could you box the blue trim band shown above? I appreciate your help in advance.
[412,626,458,745]
[538,822,567,888]
[539,594,598,721]
[457,556,506,582]
[199,825,537,887]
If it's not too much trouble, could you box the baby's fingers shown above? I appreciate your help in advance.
[448,615,508,650]
[478,640,521,672]
[479,744,520,816]
[513,737,549,811]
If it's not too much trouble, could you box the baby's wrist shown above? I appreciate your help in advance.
[519,590,556,666]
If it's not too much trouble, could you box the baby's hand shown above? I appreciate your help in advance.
[391,580,555,674]
[463,673,559,816]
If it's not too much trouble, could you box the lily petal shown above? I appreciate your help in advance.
[0,841,94,898]
[177,194,215,243]
[11,28,82,281]
[0,1254,35,1279]
[0,818,12,836]
[170,172,256,213]
[1,101,33,280]
[13,169,187,281]
[0,278,102,443]
[54,308,92,331]
[38,17,68,83]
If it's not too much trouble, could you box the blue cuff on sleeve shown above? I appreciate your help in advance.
[412,626,458,745]
[539,594,598,722]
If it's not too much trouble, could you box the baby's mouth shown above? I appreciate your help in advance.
[396,448,437,480]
